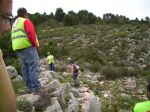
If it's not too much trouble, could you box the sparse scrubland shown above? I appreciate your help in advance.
[1,11,150,111]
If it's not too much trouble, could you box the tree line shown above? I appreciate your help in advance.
[26,7,150,26]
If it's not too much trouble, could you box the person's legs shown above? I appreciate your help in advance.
[50,63,52,70]
[25,47,41,91]
[17,51,32,92]
[18,47,41,92]
[51,62,55,71]
[50,63,53,71]
[73,73,79,86]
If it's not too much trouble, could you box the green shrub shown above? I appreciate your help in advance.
[64,14,79,26]
[101,95,142,112]
[58,74,73,83]
[89,62,101,72]
[101,66,138,79]
[115,31,128,38]
[55,62,67,72]
[101,99,119,112]
[0,32,15,58]
[39,40,59,57]
[64,90,71,103]
[17,99,33,112]
[12,80,26,96]
[118,96,143,110]
[0,32,21,74]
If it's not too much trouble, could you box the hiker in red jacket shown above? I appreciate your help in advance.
[11,8,44,94]
[0,0,16,112]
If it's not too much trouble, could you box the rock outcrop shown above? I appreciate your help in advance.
[10,59,101,112]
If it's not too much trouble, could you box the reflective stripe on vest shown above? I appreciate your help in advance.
[11,17,32,51]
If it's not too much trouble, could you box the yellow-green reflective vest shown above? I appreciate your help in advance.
[47,55,54,64]
[134,101,150,112]
[11,17,32,51]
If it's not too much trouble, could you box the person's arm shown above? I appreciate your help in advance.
[24,19,38,49]
[70,64,74,77]
[0,49,16,112]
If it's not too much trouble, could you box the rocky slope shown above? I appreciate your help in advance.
[7,57,148,112]
[7,59,101,112]
[3,22,150,112]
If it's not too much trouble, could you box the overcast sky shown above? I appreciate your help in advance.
[13,0,150,20]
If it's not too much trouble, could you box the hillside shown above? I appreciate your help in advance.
[35,21,150,111]
[1,19,150,111]
[37,20,150,79]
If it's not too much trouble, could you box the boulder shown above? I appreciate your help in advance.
[7,66,18,79]
[44,99,63,112]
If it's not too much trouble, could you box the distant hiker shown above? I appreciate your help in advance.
[0,0,16,112]
[11,7,44,94]
[67,58,80,86]
[134,83,150,112]
[47,52,55,71]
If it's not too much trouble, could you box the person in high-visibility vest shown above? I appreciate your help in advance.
[47,52,55,71]
[11,8,44,95]
[0,0,16,112]
[134,83,150,112]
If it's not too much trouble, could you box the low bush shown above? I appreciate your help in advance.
[101,66,138,79]
[12,80,25,96]
[118,96,143,110]
[17,99,33,112]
